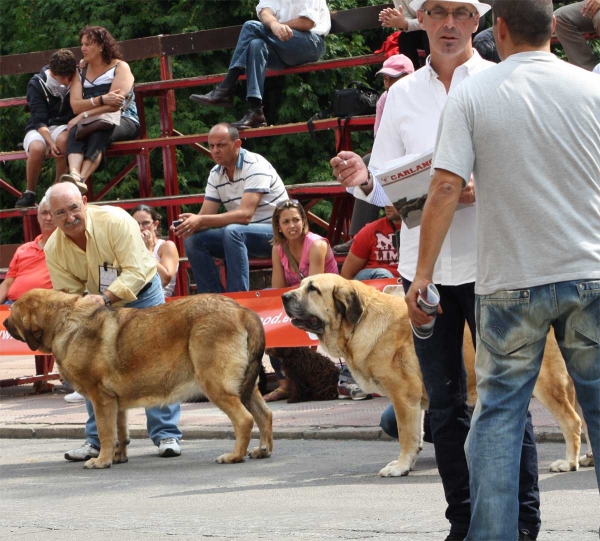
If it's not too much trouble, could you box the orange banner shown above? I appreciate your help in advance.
[0,279,400,353]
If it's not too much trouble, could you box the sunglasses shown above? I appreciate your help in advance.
[275,199,301,209]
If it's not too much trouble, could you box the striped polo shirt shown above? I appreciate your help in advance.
[205,148,289,223]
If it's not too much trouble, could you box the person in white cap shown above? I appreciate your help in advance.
[374,54,415,134]
[331,2,540,540]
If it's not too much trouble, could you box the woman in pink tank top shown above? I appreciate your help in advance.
[264,199,338,402]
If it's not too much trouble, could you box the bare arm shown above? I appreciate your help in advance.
[259,8,314,40]
[341,252,368,280]
[156,240,179,287]
[271,246,287,288]
[405,168,464,326]
[307,239,329,276]
[0,277,15,304]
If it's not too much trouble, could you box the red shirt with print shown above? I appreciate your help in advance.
[349,217,400,277]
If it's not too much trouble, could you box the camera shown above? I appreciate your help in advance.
[172,220,183,228]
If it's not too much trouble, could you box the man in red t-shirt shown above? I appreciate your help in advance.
[341,205,401,280]
[0,198,55,304]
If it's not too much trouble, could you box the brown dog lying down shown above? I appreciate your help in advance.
[282,274,593,477]
[5,289,274,469]
[266,347,340,403]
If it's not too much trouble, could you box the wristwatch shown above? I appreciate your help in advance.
[100,292,111,306]
[360,170,372,188]
[83,111,89,118]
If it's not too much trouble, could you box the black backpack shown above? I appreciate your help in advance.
[308,81,379,151]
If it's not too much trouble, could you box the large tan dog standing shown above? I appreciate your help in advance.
[282,274,592,477]
[5,289,274,469]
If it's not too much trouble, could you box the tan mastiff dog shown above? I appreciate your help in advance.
[282,274,592,477]
[5,289,274,469]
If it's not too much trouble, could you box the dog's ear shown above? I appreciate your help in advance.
[333,285,364,325]
[23,320,44,352]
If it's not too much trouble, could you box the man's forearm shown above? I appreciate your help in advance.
[415,169,463,279]
[199,209,253,228]
[281,17,315,32]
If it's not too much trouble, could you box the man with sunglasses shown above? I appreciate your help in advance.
[331,2,540,540]
[175,123,288,293]
[43,181,183,462]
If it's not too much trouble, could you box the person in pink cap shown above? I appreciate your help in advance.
[374,54,415,135]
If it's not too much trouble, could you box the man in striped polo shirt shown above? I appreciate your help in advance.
[175,122,289,292]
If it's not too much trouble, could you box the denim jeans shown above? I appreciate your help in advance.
[466,279,600,541]
[354,268,395,280]
[384,277,540,537]
[184,223,274,293]
[229,20,325,100]
[84,274,182,448]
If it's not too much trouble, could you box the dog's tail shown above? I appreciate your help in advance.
[239,308,266,409]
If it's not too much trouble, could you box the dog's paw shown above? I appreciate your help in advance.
[248,445,272,459]
[112,451,129,464]
[549,459,578,472]
[579,452,594,468]
[216,452,246,464]
[378,460,410,478]
[83,457,112,469]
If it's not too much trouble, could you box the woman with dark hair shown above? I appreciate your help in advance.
[264,199,338,402]
[61,26,139,193]
[131,205,179,297]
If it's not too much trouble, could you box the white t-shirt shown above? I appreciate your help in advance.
[354,51,494,285]
[205,148,289,224]
[256,0,331,36]
[434,51,600,295]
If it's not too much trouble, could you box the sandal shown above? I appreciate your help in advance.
[263,387,289,402]
[59,173,88,195]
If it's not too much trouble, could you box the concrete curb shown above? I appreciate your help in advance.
[0,424,566,443]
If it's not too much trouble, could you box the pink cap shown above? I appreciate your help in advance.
[376,54,415,78]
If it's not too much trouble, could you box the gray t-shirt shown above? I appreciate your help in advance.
[433,51,600,295]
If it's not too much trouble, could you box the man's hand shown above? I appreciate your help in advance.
[379,7,408,30]
[458,176,476,205]
[172,213,202,239]
[271,21,294,41]
[582,0,600,18]
[330,151,368,188]
[405,276,441,328]
[66,113,83,133]
[86,294,107,307]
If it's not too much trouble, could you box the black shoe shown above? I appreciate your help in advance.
[519,530,537,541]
[189,87,234,108]
[231,108,267,130]
[15,191,36,208]
[444,533,466,541]
[333,239,353,254]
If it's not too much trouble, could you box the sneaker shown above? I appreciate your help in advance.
[15,191,36,208]
[158,437,181,457]
[64,391,85,403]
[64,442,99,461]
[338,381,372,401]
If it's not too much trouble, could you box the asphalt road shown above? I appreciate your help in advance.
[0,439,597,540]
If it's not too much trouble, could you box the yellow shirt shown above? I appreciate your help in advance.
[44,205,157,305]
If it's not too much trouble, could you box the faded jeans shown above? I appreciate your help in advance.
[466,279,600,541]
[184,223,273,293]
[229,20,325,100]
[84,273,182,448]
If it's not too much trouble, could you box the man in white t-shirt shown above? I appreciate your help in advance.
[176,123,289,293]
[331,2,540,540]
[406,0,600,539]
[190,0,330,129]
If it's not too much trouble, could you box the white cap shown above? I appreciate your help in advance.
[409,0,492,17]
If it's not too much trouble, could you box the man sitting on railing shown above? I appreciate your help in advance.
[189,0,330,130]
[15,50,76,208]
[554,0,600,71]
[0,198,55,303]
[173,123,288,293]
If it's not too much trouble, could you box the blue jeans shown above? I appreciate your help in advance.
[184,223,274,293]
[466,279,600,541]
[85,274,182,448]
[229,20,325,100]
[354,268,395,280]
[381,277,540,537]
